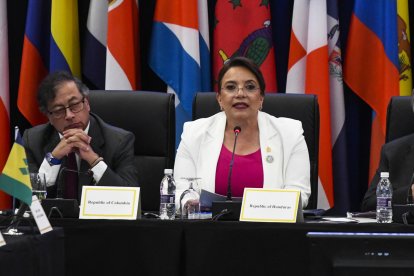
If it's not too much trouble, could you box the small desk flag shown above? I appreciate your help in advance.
[0,128,32,205]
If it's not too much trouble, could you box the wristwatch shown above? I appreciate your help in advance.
[45,152,62,166]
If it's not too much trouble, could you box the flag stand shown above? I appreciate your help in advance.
[2,200,27,236]
[0,126,32,235]
[3,227,24,236]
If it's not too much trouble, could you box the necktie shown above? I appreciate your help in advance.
[64,152,78,199]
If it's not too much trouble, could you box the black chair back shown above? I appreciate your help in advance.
[192,92,319,209]
[89,90,175,212]
[386,96,414,142]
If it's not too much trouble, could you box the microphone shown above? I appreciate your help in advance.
[226,126,241,200]
[212,126,243,221]
[406,171,414,204]
[56,166,67,199]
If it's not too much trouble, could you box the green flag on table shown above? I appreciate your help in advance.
[0,128,31,205]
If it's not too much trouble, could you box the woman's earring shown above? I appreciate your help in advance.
[220,106,224,111]
[259,106,263,111]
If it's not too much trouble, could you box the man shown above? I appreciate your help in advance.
[361,96,414,211]
[23,71,139,201]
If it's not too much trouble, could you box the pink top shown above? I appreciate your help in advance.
[215,145,264,197]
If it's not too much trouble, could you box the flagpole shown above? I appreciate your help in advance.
[11,126,19,214]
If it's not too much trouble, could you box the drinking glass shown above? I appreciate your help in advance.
[30,172,47,201]
[179,177,201,219]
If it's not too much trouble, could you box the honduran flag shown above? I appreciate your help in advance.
[286,0,334,209]
[213,0,277,92]
[18,0,81,126]
[82,0,108,90]
[106,0,140,90]
[344,0,399,182]
[149,0,211,146]
[0,2,11,209]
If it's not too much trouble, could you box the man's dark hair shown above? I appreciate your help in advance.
[217,56,266,96]
[37,71,89,114]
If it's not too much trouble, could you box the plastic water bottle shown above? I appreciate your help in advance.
[376,172,393,223]
[159,169,176,220]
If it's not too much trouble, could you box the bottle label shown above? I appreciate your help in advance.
[377,197,392,208]
[160,195,175,204]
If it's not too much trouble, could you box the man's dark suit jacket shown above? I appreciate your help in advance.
[23,113,139,200]
[361,133,414,211]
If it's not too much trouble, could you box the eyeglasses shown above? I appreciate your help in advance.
[48,97,85,119]
[221,83,260,94]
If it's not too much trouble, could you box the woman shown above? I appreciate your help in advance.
[174,57,311,208]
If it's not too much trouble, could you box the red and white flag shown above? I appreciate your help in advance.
[106,0,140,90]
[0,2,11,209]
[286,0,333,209]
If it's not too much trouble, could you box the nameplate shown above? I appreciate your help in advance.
[79,186,140,220]
[30,195,53,234]
[240,188,301,223]
[0,232,5,247]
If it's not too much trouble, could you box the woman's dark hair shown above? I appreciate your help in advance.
[217,56,266,96]
[37,71,89,114]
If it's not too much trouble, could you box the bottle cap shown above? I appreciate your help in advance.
[164,169,173,174]
[380,172,389,178]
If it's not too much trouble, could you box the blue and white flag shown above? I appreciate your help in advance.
[327,0,350,213]
[149,0,211,147]
[82,0,108,89]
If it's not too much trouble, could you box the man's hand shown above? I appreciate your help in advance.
[52,129,99,166]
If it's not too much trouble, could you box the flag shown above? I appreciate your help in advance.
[286,0,333,209]
[0,129,32,206]
[0,2,11,209]
[149,0,211,146]
[344,0,399,182]
[327,0,350,214]
[18,0,81,126]
[397,0,412,96]
[50,0,81,77]
[270,0,294,93]
[213,0,277,92]
[82,0,108,89]
[106,0,140,90]
[17,0,50,126]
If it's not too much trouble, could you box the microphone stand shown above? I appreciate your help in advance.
[212,126,243,221]
[226,128,239,201]
[406,171,414,204]
[56,166,67,199]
